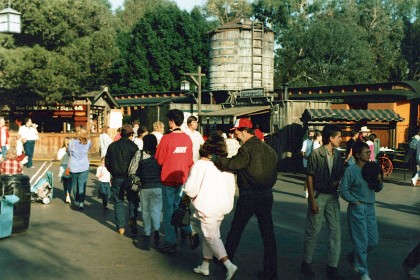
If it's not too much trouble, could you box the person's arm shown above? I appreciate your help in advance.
[184,161,205,199]
[212,147,250,171]
[307,175,319,214]
[96,167,102,179]
[339,168,359,204]
[128,150,141,177]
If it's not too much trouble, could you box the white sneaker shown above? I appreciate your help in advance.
[226,264,238,280]
[193,265,209,276]
[65,196,71,203]
[360,274,371,280]
[412,175,418,186]
[304,191,309,198]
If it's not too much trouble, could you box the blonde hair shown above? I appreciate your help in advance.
[62,137,71,149]
[6,148,17,160]
[76,127,90,145]
[153,121,165,133]
[8,136,18,149]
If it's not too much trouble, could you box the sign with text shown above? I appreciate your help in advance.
[240,88,265,98]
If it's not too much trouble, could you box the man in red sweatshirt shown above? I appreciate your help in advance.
[155,109,199,254]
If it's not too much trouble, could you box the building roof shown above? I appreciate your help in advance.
[285,81,420,102]
[202,105,271,117]
[301,109,404,123]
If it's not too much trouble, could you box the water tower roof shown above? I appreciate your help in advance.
[207,18,272,35]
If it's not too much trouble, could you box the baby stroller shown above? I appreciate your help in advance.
[30,161,54,204]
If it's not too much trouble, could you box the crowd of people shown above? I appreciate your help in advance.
[53,110,277,280]
[300,125,419,280]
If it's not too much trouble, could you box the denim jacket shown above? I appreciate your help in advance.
[308,146,344,194]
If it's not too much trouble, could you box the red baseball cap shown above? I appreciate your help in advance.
[230,118,253,130]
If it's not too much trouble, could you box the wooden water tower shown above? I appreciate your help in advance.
[207,18,275,92]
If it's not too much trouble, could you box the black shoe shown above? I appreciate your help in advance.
[347,252,358,273]
[129,219,137,235]
[301,262,315,277]
[157,243,176,255]
[326,266,344,280]
[257,270,278,279]
[153,230,160,243]
[188,232,200,250]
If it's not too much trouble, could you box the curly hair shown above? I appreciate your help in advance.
[199,133,228,158]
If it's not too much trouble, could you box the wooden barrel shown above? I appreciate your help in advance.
[0,175,31,233]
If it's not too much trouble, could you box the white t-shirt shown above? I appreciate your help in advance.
[184,129,204,162]
[96,166,111,183]
[18,125,39,141]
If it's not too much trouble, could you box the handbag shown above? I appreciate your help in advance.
[128,151,143,193]
[65,166,70,177]
[171,199,191,227]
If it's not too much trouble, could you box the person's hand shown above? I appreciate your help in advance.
[332,180,340,190]
[309,199,319,214]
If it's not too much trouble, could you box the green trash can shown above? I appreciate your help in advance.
[0,174,31,233]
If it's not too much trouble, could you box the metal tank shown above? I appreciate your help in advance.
[208,18,275,92]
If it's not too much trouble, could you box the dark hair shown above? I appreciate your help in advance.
[187,116,198,126]
[352,140,369,159]
[367,133,377,142]
[314,130,322,138]
[137,125,148,137]
[322,124,342,145]
[350,130,359,137]
[199,133,228,158]
[237,127,255,135]
[167,109,184,126]
[24,117,32,125]
[143,134,157,154]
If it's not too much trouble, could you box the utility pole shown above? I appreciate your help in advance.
[183,66,206,120]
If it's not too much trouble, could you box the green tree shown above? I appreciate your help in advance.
[254,0,415,86]
[108,5,214,94]
[204,0,253,24]
[0,0,118,102]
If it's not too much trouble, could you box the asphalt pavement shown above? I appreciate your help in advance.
[0,160,419,280]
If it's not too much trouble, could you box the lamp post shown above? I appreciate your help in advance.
[0,0,21,34]
[182,66,205,121]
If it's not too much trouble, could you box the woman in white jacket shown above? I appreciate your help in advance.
[184,133,238,280]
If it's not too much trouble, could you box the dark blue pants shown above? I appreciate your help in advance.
[23,140,35,167]
[111,178,138,230]
[225,192,277,279]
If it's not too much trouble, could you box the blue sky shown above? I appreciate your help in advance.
[108,0,203,12]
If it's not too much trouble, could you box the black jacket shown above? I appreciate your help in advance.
[213,136,278,195]
[105,137,139,179]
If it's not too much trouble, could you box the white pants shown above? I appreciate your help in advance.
[201,219,228,260]
[140,188,162,235]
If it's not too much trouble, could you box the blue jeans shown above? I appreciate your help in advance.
[23,140,35,167]
[70,170,89,203]
[140,187,163,235]
[111,177,138,230]
[99,182,111,206]
[1,145,7,159]
[62,176,72,196]
[162,185,192,245]
[347,203,379,277]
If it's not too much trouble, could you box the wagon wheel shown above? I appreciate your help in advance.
[379,156,393,176]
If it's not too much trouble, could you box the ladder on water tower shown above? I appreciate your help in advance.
[252,21,264,89]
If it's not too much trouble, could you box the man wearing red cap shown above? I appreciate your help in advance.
[211,118,278,280]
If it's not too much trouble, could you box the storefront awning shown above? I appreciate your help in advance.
[301,109,404,122]
[116,96,194,107]
[202,105,271,117]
